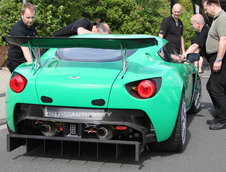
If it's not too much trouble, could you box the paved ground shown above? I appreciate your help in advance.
[0,66,211,126]
[0,67,11,125]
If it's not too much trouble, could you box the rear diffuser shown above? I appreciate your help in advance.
[7,134,142,161]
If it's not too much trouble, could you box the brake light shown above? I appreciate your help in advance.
[10,74,27,93]
[116,126,127,130]
[137,80,155,98]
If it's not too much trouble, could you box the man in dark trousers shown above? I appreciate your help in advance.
[183,14,210,73]
[6,3,36,73]
[159,3,185,54]
[203,0,226,130]
[53,18,110,37]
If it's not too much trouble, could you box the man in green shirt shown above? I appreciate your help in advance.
[203,0,226,130]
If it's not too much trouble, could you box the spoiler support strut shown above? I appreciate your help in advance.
[120,43,128,78]
[28,41,41,73]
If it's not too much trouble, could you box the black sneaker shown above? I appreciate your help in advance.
[206,118,218,125]
[209,122,226,130]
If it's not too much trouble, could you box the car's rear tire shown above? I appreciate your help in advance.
[153,94,187,152]
[188,75,202,114]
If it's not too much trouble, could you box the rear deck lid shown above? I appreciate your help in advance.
[35,58,122,108]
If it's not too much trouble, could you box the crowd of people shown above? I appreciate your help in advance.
[5,0,226,130]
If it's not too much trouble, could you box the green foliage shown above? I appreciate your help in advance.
[78,0,170,35]
[180,9,195,49]
[0,0,195,49]
[0,0,22,46]
[29,0,83,36]
[178,0,195,49]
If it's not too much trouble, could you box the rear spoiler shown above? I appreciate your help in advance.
[2,35,158,77]
[2,36,158,49]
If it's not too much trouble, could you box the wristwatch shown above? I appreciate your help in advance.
[215,58,223,62]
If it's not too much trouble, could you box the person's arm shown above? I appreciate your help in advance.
[183,43,200,57]
[181,36,185,54]
[213,36,226,72]
[21,47,33,63]
[10,25,35,63]
[158,18,167,38]
[77,27,93,35]
[170,54,185,63]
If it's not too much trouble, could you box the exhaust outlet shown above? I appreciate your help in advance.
[96,126,113,140]
[40,122,60,137]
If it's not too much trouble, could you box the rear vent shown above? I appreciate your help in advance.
[70,124,77,135]
[91,99,105,106]
[41,96,53,103]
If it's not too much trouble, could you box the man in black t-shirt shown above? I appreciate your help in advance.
[53,19,110,37]
[183,14,210,73]
[6,3,36,73]
[159,3,185,54]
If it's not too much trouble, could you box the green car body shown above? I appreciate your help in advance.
[4,34,201,159]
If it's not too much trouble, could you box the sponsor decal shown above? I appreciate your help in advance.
[44,107,111,120]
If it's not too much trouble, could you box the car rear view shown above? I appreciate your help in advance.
[3,34,201,161]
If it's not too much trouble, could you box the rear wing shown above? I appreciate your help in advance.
[2,35,158,76]
[2,36,158,49]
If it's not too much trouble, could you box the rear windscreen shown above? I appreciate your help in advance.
[56,48,137,62]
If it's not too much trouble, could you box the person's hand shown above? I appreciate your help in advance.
[178,55,186,62]
[181,54,186,59]
[171,54,185,63]
[213,61,222,72]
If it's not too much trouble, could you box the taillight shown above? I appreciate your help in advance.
[116,126,127,130]
[10,74,27,93]
[126,78,160,99]
[137,80,155,98]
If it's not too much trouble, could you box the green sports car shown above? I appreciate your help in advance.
[3,34,201,161]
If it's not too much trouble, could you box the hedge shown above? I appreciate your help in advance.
[0,0,194,49]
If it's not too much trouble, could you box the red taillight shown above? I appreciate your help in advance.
[137,80,155,98]
[10,74,27,93]
[116,126,127,130]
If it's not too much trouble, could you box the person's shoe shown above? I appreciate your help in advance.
[206,118,218,125]
[209,122,226,130]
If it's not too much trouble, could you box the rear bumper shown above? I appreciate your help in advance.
[9,104,157,148]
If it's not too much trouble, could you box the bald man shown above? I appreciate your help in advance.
[183,14,210,73]
[159,3,185,54]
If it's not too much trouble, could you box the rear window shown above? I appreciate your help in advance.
[56,48,137,62]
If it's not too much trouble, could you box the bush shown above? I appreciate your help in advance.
[0,0,195,49]
[30,0,83,36]
[178,0,195,49]
[0,0,22,46]
[78,0,170,35]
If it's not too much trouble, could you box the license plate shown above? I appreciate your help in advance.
[43,106,107,120]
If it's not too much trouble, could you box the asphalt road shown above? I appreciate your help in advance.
[0,77,226,172]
